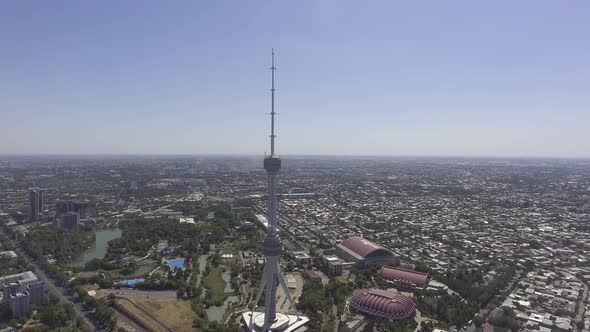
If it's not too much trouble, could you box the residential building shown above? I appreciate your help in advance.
[0,251,18,268]
[56,211,80,229]
[55,200,87,219]
[0,271,38,289]
[26,282,44,307]
[28,188,43,221]
[2,282,21,302]
[8,291,30,318]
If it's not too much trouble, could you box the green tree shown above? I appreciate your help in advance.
[37,303,70,329]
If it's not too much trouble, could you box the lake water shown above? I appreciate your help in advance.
[72,228,122,267]
[197,254,209,277]
[196,254,240,322]
[205,268,239,322]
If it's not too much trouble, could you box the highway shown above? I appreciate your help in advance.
[0,224,97,331]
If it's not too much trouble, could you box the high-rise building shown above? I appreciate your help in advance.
[2,282,21,302]
[57,212,80,229]
[8,291,30,318]
[55,200,87,220]
[26,282,44,307]
[39,190,44,217]
[28,188,43,221]
[244,50,309,332]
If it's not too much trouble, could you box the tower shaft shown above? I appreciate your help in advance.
[250,49,297,331]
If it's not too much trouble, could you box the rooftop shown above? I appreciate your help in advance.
[0,251,17,259]
[379,266,429,286]
[340,236,393,259]
[9,291,30,299]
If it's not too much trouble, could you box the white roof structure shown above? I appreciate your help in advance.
[179,217,195,224]
[255,214,269,229]
[242,311,310,332]
[0,271,38,285]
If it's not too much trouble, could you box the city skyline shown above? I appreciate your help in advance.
[1,1,589,157]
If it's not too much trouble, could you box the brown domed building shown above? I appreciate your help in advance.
[349,288,416,321]
[379,266,430,291]
[335,236,399,269]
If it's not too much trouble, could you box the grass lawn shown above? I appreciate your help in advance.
[114,298,168,332]
[135,298,197,332]
[203,267,226,305]
[220,240,239,254]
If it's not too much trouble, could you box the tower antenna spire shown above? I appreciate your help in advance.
[270,48,276,156]
[248,49,309,331]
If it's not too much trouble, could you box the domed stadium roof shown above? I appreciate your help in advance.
[379,266,429,286]
[349,288,416,320]
[341,236,393,258]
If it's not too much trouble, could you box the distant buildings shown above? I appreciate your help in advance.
[502,269,581,331]
[278,193,319,200]
[55,200,87,219]
[54,200,87,229]
[335,236,399,269]
[56,211,80,229]
[0,251,18,268]
[349,289,416,321]
[28,188,43,221]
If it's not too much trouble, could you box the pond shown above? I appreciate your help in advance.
[205,269,239,322]
[72,228,122,267]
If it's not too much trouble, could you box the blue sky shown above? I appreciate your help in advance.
[1,1,588,157]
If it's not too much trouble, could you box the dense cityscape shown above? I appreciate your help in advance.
[0,155,589,332]
[2,2,589,331]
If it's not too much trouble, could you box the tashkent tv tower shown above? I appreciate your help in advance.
[243,50,309,332]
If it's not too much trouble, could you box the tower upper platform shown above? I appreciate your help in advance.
[264,156,281,172]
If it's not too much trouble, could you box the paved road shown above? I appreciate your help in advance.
[0,225,97,331]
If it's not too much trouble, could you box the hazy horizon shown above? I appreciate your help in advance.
[1,153,589,161]
[1,1,589,157]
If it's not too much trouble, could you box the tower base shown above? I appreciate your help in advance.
[241,311,309,332]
